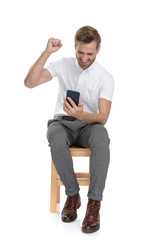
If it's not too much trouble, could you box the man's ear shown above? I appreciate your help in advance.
[75,42,77,49]
[97,45,101,54]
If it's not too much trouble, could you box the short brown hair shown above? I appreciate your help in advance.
[75,26,101,49]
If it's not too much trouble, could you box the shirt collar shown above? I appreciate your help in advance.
[75,58,97,73]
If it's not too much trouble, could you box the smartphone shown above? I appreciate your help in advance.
[66,90,80,107]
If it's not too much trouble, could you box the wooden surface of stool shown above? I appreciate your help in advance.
[50,147,91,212]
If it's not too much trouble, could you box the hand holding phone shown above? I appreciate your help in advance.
[66,90,80,107]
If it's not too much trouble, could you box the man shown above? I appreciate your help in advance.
[24,26,114,233]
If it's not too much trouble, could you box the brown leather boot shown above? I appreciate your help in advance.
[82,198,100,233]
[61,193,81,223]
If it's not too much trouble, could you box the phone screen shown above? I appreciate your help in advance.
[66,90,80,107]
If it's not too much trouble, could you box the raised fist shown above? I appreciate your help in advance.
[45,38,62,54]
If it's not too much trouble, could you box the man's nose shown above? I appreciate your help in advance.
[82,54,88,61]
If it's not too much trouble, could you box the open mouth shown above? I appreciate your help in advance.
[80,59,90,65]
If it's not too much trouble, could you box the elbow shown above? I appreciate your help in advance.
[101,120,107,126]
[24,77,30,88]
[24,78,35,88]
[100,115,109,126]
[96,118,107,126]
[24,79,29,88]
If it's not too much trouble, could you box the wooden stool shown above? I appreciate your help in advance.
[50,147,91,212]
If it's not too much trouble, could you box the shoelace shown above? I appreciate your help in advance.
[88,203,97,217]
[65,196,75,208]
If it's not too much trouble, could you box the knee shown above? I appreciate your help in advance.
[47,123,68,146]
[89,124,110,147]
[47,125,56,143]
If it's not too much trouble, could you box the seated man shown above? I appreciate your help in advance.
[24,26,114,233]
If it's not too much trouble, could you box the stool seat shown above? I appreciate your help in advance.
[50,147,91,212]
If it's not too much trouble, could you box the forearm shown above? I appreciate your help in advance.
[64,97,111,125]
[24,50,51,88]
[79,111,108,125]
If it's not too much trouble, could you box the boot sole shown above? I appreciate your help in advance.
[82,226,100,233]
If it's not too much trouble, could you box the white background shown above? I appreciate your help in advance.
[0,0,160,239]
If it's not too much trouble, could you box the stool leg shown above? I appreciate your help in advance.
[57,185,60,203]
[89,155,91,179]
[50,160,57,212]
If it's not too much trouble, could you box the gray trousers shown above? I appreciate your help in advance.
[47,119,110,201]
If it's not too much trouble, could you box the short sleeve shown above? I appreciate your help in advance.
[99,73,114,102]
[44,59,63,78]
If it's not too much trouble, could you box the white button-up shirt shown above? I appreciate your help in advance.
[45,57,114,117]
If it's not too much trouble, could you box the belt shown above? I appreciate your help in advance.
[55,115,78,121]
